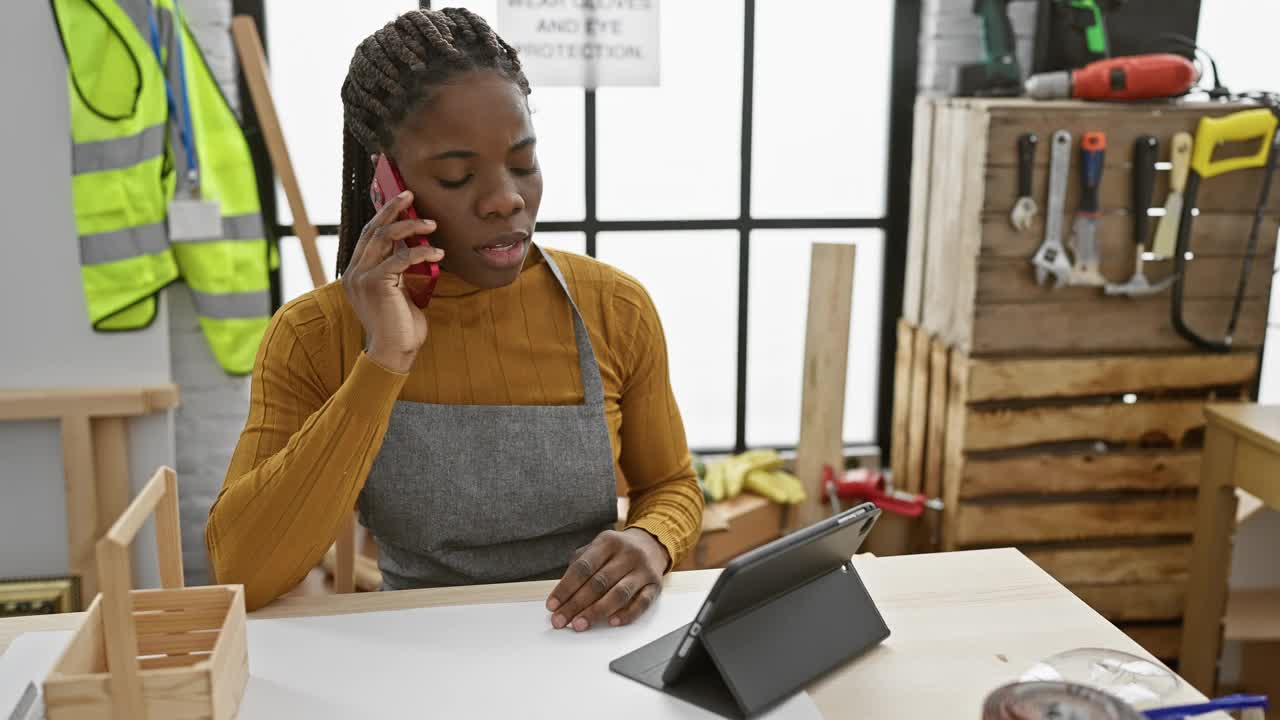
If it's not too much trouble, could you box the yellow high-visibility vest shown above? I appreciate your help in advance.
[51,0,273,375]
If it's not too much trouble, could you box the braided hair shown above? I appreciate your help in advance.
[337,8,531,275]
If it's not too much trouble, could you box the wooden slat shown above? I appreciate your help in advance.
[0,385,179,421]
[131,587,233,613]
[1024,543,1191,585]
[983,164,1280,214]
[970,297,1269,355]
[923,339,950,502]
[889,320,916,493]
[903,97,936,325]
[1120,623,1182,660]
[155,467,185,590]
[44,666,212,720]
[980,212,1280,260]
[939,351,970,552]
[61,414,99,607]
[133,606,229,635]
[966,353,1259,403]
[210,588,248,720]
[961,451,1201,498]
[49,595,106,676]
[963,400,1209,452]
[975,254,1274,304]
[793,243,857,529]
[96,541,145,718]
[984,101,1264,166]
[952,496,1197,546]
[904,328,933,493]
[90,417,130,544]
[136,631,219,656]
[920,104,960,341]
[1071,582,1186,622]
[137,654,209,670]
[230,16,326,289]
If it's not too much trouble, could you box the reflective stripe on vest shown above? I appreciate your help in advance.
[191,289,272,320]
[72,122,166,174]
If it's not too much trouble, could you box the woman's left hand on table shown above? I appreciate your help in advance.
[545,528,670,631]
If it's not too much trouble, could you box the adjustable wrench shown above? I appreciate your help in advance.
[1009,133,1039,231]
[1030,130,1074,287]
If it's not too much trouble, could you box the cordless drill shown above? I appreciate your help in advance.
[956,0,1024,97]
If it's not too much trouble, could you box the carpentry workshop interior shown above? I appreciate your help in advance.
[2,0,1280,718]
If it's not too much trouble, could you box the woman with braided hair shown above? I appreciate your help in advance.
[206,8,702,628]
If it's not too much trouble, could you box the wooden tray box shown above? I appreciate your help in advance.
[43,468,248,720]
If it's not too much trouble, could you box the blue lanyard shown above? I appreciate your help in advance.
[147,1,198,185]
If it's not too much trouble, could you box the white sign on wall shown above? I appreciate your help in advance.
[497,0,660,88]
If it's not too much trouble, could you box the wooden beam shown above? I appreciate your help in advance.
[230,16,326,288]
[952,496,1197,546]
[793,243,856,529]
[61,414,99,607]
[963,400,1210,452]
[889,320,916,493]
[91,417,131,546]
[904,328,932,494]
[966,354,1259,403]
[0,385,179,421]
[960,451,1201,498]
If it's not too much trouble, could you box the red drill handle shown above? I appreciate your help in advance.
[1071,53,1198,101]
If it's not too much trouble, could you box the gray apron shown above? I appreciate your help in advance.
[358,251,619,590]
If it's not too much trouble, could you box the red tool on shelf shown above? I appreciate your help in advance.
[1025,53,1199,101]
[822,466,943,518]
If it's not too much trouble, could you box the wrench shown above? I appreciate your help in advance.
[1010,133,1039,231]
[1030,130,1074,287]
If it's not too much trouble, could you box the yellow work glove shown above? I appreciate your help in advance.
[744,469,807,505]
[703,450,785,502]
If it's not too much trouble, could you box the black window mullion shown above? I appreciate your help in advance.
[734,0,757,455]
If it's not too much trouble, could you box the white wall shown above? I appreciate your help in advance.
[0,1,172,589]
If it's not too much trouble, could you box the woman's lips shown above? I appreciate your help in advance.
[475,231,529,269]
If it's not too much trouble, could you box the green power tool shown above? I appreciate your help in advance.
[956,0,1024,96]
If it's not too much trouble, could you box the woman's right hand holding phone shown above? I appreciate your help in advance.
[342,190,444,374]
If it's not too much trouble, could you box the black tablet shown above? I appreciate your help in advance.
[610,502,889,719]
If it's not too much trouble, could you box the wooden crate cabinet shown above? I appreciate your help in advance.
[894,98,1277,663]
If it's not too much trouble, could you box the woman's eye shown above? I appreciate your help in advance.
[438,174,473,189]
[511,167,538,177]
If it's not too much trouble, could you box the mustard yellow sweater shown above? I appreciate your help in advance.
[206,247,703,610]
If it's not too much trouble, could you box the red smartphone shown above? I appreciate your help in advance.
[369,154,439,308]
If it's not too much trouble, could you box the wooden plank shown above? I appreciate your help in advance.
[923,339,950,503]
[984,102,1264,166]
[210,587,248,720]
[964,400,1209,452]
[980,212,1280,260]
[939,351,970,552]
[230,16,326,288]
[1120,623,1182,660]
[889,320,917,494]
[970,297,1269,355]
[137,654,209,670]
[904,328,933,493]
[1224,588,1280,642]
[156,467,185,590]
[44,666,211,720]
[0,385,179,422]
[1072,582,1186,622]
[90,417,130,546]
[952,496,1197,546]
[793,243,857,529]
[136,631,219,656]
[1023,543,1191,585]
[48,595,106,677]
[961,451,1201,498]
[133,607,229,635]
[983,164,1280,214]
[975,254,1275,304]
[96,541,145,718]
[61,414,99,607]
[1180,422,1242,694]
[966,353,1260,403]
[920,103,960,340]
[105,471,167,547]
[903,96,936,325]
[131,587,232,613]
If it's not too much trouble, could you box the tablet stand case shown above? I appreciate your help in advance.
[610,561,890,719]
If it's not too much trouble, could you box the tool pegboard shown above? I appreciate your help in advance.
[904,97,1278,357]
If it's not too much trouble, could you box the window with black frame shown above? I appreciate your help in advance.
[240,0,914,456]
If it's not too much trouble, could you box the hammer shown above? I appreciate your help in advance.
[1106,135,1175,297]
